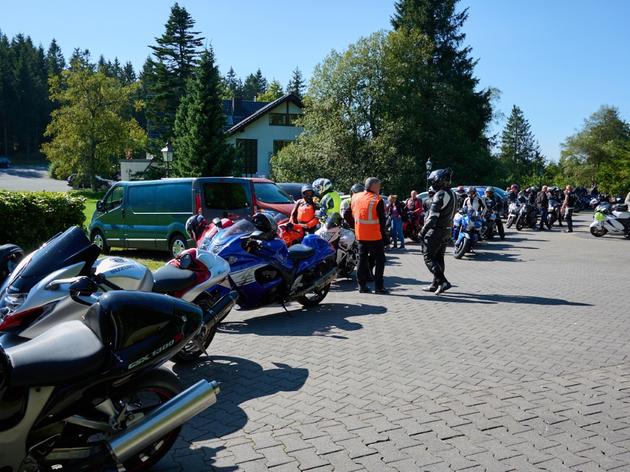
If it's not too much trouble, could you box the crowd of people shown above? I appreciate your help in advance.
[287,172,628,297]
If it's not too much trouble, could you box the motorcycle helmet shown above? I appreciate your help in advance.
[511,184,519,191]
[350,183,365,195]
[313,178,332,196]
[252,212,278,236]
[485,186,494,195]
[427,168,452,190]
[325,212,342,230]
[185,214,208,241]
[301,184,315,199]
[455,185,465,195]
[467,186,477,196]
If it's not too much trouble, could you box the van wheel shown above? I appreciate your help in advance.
[169,234,187,257]
[91,230,109,254]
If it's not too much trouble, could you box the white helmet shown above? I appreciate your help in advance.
[312,178,332,196]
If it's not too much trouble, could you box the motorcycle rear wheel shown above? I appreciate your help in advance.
[297,283,331,307]
[516,219,524,231]
[173,325,218,363]
[506,216,514,228]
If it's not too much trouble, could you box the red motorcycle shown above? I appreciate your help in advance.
[402,207,424,242]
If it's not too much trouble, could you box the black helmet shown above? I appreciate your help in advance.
[350,183,365,195]
[427,168,452,190]
[185,214,207,240]
[252,212,278,235]
[467,186,476,195]
[325,212,342,229]
[301,184,314,197]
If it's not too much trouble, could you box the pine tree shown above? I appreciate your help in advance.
[286,67,305,99]
[45,39,65,75]
[390,0,493,182]
[242,68,267,100]
[223,66,243,99]
[499,105,541,184]
[173,48,233,177]
[122,61,136,85]
[145,2,204,149]
[257,79,284,102]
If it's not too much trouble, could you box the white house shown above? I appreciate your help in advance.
[224,94,303,177]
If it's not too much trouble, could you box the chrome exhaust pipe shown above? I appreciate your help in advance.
[107,379,219,462]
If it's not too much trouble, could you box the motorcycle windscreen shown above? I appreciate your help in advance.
[4,226,99,294]
[205,219,256,252]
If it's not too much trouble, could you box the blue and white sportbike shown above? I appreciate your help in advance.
[203,213,337,309]
[452,209,482,259]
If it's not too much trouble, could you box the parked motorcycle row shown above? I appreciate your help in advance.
[0,206,354,470]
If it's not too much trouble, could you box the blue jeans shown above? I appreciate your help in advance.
[391,217,404,247]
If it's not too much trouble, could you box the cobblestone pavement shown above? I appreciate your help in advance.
[162,214,630,471]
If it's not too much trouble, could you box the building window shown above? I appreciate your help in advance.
[269,113,303,127]
[273,140,293,155]
[236,138,258,176]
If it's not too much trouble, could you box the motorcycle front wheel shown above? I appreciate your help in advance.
[453,238,470,259]
[590,226,607,237]
[506,216,514,228]
[516,218,524,231]
[297,283,331,307]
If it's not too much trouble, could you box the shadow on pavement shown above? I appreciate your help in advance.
[219,302,387,339]
[388,290,591,307]
[172,355,309,469]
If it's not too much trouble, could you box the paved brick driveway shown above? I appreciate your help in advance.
[164,214,630,471]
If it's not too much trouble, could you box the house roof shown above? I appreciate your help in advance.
[225,93,303,135]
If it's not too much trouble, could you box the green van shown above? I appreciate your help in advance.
[88,177,294,256]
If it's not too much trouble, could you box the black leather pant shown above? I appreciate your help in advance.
[358,240,385,289]
[423,229,450,286]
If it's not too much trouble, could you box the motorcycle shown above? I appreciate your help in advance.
[590,203,630,238]
[547,197,563,227]
[0,289,220,471]
[204,219,337,309]
[506,201,520,228]
[452,209,482,259]
[315,213,358,278]
[402,208,423,242]
[0,227,237,362]
[515,202,538,231]
[0,244,23,285]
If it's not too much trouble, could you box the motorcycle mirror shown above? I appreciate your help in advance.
[68,276,99,296]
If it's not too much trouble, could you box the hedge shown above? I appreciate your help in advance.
[0,191,86,249]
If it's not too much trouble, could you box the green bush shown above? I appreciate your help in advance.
[0,191,86,249]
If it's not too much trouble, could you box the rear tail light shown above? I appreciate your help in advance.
[194,193,202,214]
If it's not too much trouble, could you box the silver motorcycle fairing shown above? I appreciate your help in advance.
[18,294,99,339]
[94,257,154,292]
[178,251,230,302]
[0,386,55,471]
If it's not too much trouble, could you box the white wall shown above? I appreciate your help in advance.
[120,159,153,181]
[227,101,303,177]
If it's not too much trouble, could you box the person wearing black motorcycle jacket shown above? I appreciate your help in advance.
[484,187,505,239]
[420,168,456,296]
[536,186,551,231]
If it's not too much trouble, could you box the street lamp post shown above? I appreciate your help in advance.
[425,157,433,190]
[161,142,173,178]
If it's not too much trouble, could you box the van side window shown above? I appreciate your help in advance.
[106,186,124,209]
[203,183,248,210]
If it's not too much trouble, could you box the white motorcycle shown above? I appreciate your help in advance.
[315,213,358,278]
[590,203,630,238]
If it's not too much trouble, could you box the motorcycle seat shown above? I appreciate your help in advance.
[152,264,197,294]
[613,204,628,212]
[287,244,315,261]
[3,321,107,388]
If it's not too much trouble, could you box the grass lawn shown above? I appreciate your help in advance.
[69,190,168,271]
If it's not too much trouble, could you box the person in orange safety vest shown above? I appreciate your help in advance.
[290,184,320,233]
[349,177,389,294]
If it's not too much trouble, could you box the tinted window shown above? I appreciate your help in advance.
[128,182,191,213]
[106,186,124,208]
[254,183,293,204]
[203,183,249,210]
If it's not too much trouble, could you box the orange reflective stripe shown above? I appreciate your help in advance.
[352,191,382,241]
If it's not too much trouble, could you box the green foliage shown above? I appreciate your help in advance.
[257,79,284,102]
[0,191,86,248]
[144,3,203,151]
[286,67,306,99]
[173,48,233,177]
[42,64,147,190]
[498,105,543,186]
[559,106,630,194]
[222,66,243,99]
[242,69,267,100]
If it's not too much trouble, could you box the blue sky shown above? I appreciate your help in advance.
[2,0,629,161]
